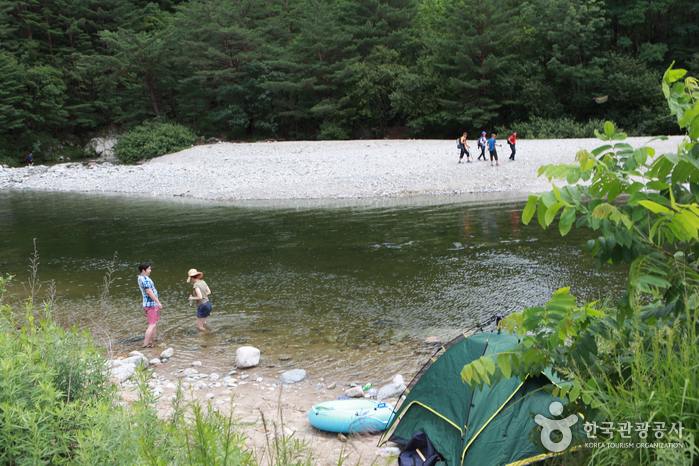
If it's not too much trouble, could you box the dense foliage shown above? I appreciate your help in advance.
[1,0,698,162]
[114,121,196,162]
[461,65,699,463]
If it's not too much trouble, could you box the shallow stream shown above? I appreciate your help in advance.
[0,191,626,384]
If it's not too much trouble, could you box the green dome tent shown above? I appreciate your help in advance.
[381,328,575,465]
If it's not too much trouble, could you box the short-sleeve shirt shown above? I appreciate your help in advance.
[138,274,158,308]
[192,280,209,306]
[488,137,496,151]
[508,134,516,145]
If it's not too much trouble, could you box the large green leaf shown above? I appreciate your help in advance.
[545,202,564,226]
[604,121,615,137]
[497,353,512,378]
[522,196,538,225]
[638,200,672,215]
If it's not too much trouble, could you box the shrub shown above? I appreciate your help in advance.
[114,121,196,163]
[0,276,141,465]
[498,117,607,139]
[316,121,349,140]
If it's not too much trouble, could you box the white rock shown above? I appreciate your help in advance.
[345,386,364,398]
[183,368,199,376]
[377,382,406,401]
[110,363,137,383]
[279,369,306,385]
[160,348,174,359]
[165,383,177,389]
[236,346,260,368]
[205,393,215,400]
[209,373,220,381]
[149,358,161,365]
[191,361,203,367]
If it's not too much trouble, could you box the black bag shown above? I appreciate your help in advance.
[457,139,463,150]
[398,431,441,466]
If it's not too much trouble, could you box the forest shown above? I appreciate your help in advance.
[0,0,698,162]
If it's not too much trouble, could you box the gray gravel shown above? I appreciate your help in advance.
[0,137,686,201]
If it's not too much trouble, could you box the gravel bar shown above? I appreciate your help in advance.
[1,137,686,202]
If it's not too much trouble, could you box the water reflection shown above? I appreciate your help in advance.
[0,192,627,382]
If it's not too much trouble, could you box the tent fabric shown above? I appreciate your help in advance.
[382,330,565,466]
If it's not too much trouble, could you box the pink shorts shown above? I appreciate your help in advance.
[143,306,159,325]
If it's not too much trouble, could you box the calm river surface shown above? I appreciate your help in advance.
[0,191,627,383]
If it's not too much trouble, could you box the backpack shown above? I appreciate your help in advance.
[456,139,463,150]
[398,431,442,466]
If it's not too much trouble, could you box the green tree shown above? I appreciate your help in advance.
[408,0,516,134]
[0,51,24,131]
[96,23,178,122]
[23,64,69,130]
[348,45,409,134]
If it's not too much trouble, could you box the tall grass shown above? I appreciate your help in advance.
[569,316,699,465]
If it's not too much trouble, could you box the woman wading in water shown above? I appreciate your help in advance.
[187,268,212,331]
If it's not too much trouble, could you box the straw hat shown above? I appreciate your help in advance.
[187,268,203,282]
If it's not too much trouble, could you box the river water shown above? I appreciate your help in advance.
[0,191,627,384]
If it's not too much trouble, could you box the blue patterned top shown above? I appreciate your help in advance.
[138,274,159,308]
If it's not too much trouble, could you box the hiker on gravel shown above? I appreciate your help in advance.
[508,132,517,161]
[138,262,162,348]
[478,132,487,160]
[458,132,472,163]
[187,268,212,331]
[487,134,501,167]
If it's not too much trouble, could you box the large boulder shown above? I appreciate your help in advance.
[85,137,118,159]
[377,374,406,401]
[235,346,260,368]
[278,369,306,385]
[111,355,148,368]
[345,386,364,398]
[110,363,137,383]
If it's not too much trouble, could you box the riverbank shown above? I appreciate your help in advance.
[0,137,686,201]
[117,342,414,465]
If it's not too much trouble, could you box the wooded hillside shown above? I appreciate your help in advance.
[1,0,697,162]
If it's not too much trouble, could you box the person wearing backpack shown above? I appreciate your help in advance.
[457,132,471,163]
[477,131,487,160]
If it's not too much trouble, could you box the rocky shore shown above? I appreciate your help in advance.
[1,136,687,202]
[111,343,411,465]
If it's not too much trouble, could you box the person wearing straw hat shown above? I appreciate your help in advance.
[187,268,211,331]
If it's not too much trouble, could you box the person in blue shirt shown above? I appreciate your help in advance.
[138,262,163,348]
[28,152,34,166]
[487,134,501,166]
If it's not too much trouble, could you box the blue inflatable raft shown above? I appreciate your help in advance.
[308,398,396,434]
